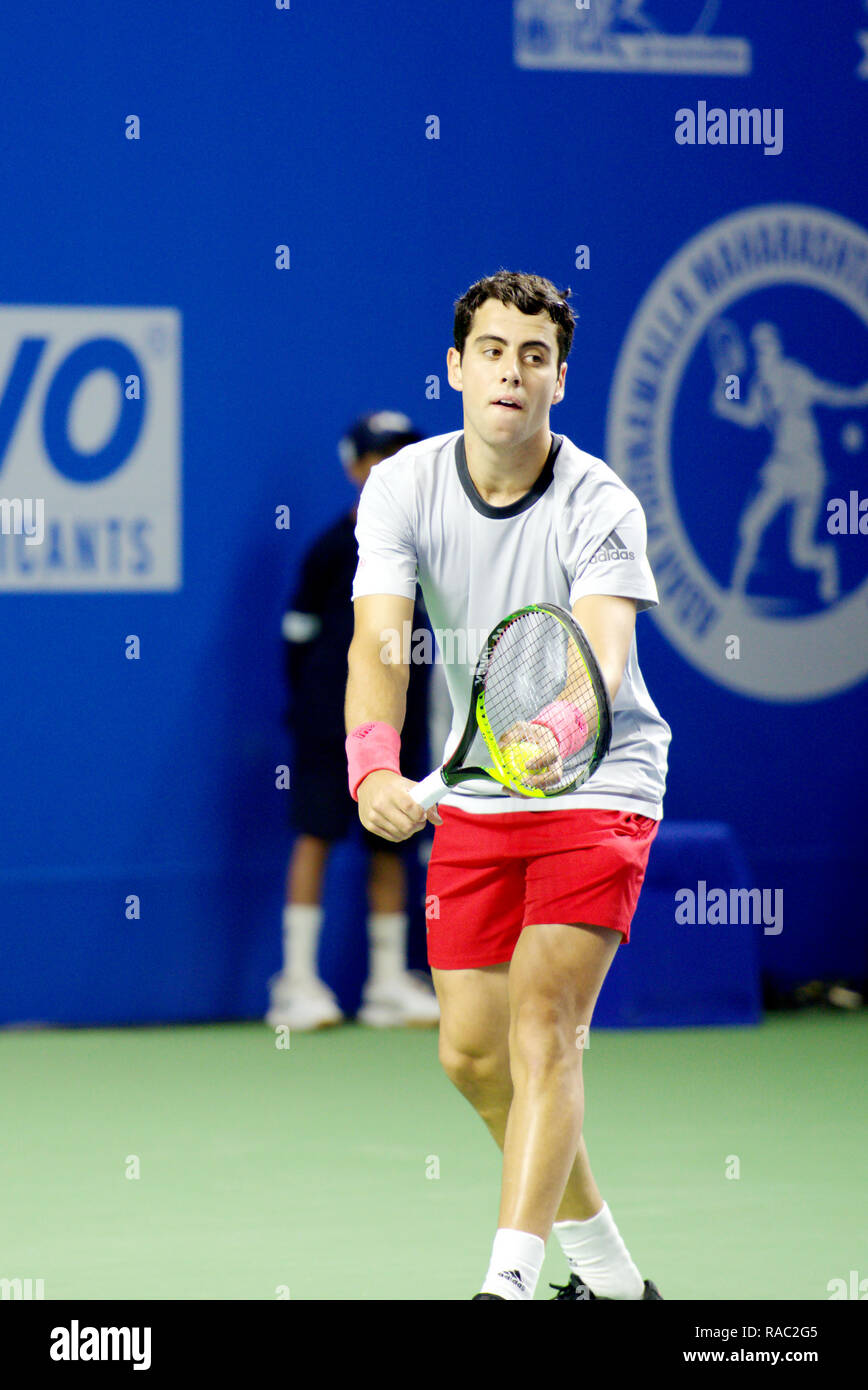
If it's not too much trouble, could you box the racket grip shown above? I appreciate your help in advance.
[412,768,449,810]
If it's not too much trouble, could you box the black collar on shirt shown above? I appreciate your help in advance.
[455,431,563,519]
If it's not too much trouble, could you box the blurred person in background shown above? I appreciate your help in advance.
[266,412,438,1030]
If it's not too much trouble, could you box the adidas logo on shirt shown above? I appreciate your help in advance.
[589,528,635,563]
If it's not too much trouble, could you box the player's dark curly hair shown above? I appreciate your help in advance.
[453,270,577,371]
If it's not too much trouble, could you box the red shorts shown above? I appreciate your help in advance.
[425,805,659,970]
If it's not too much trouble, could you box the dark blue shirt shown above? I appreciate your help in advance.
[283,511,430,777]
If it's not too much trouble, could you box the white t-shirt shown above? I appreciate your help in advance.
[352,428,671,819]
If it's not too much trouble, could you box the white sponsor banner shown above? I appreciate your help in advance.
[513,0,751,75]
[0,305,181,591]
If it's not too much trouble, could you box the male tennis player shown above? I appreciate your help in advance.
[344,271,671,1301]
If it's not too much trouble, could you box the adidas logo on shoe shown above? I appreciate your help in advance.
[549,1272,663,1300]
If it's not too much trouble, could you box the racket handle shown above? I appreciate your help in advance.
[412,768,449,810]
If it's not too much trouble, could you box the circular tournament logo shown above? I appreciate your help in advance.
[606,203,868,700]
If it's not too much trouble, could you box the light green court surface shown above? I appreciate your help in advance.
[2,1013,865,1301]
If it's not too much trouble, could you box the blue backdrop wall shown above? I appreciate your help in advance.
[1,1,866,1025]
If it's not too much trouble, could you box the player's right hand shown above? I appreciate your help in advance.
[358,769,443,841]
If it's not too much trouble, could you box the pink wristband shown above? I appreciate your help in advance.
[346,722,402,801]
[531,701,589,760]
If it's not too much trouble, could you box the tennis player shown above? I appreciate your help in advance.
[344,271,671,1301]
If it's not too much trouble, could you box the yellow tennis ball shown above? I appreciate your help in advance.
[502,740,548,783]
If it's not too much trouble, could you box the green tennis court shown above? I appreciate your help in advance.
[3,1010,864,1300]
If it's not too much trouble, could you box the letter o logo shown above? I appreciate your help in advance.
[42,338,145,482]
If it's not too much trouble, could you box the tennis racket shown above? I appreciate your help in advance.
[706,316,747,380]
[412,602,612,810]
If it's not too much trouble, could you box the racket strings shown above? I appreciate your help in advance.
[482,610,601,793]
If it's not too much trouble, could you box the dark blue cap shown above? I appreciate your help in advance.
[338,410,422,468]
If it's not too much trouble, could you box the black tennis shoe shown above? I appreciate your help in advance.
[550,1272,663,1300]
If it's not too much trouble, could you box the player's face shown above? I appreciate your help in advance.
[447,299,566,448]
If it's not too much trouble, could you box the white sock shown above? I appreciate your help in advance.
[553,1202,644,1299]
[367,911,407,988]
[282,903,323,986]
[480,1229,545,1301]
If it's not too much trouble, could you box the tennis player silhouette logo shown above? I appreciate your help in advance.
[606,202,868,701]
[708,319,868,607]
